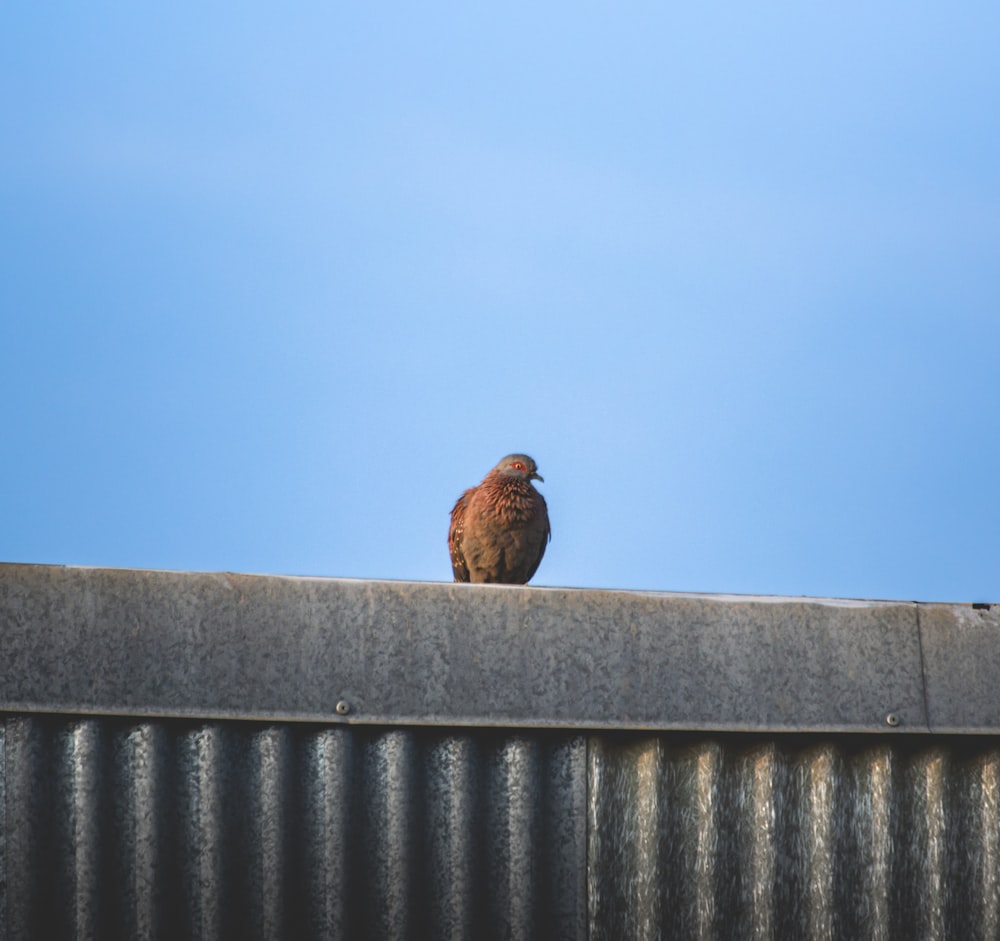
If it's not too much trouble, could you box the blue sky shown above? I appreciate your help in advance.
[2,4,998,602]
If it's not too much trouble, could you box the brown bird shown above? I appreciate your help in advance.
[448,454,551,584]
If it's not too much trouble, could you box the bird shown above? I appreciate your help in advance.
[448,454,551,584]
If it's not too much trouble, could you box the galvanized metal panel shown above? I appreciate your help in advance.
[587,734,1000,940]
[5,716,1000,940]
[0,562,968,733]
[918,603,1000,733]
[1,715,587,940]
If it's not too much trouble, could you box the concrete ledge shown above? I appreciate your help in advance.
[0,563,996,732]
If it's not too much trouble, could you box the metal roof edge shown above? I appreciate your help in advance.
[1,562,996,733]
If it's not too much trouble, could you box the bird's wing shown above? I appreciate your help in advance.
[523,497,551,583]
[448,490,473,582]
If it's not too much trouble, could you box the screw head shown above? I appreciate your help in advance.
[335,700,351,716]
[885,713,900,727]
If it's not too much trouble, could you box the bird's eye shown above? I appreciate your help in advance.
[512,462,524,470]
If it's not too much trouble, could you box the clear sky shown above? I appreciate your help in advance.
[2,4,998,602]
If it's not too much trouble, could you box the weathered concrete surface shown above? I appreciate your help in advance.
[0,562,995,732]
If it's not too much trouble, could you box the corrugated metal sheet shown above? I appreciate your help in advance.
[589,734,1000,940]
[1,716,586,940]
[4,717,1000,939]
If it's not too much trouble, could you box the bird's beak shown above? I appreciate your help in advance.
[532,472,544,483]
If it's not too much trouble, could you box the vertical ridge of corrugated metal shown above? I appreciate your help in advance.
[587,734,1000,940]
[1,716,587,941]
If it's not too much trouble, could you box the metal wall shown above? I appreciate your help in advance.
[4,715,1000,940]
[3,565,999,939]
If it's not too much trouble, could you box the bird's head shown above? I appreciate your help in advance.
[494,454,543,483]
